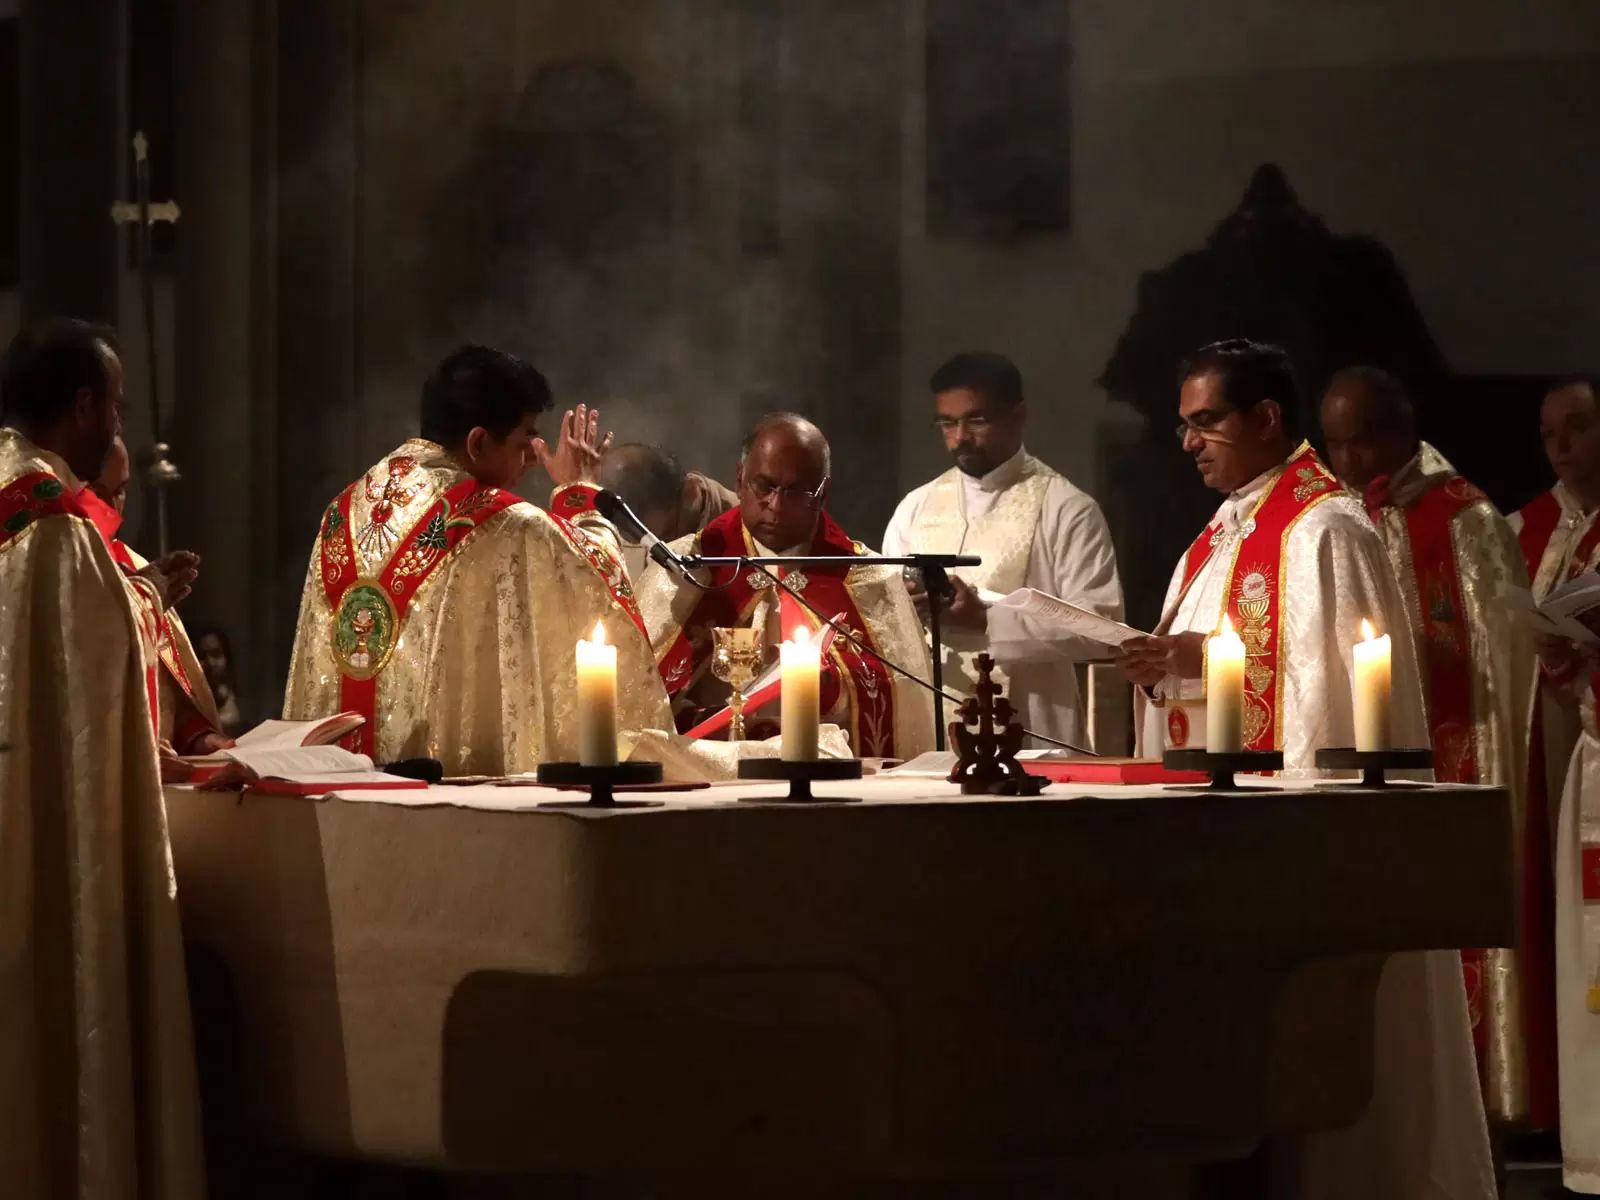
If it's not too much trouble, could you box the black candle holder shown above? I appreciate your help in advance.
[1162,748,1286,790]
[736,758,864,803]
[1313,747,1434,787]
[536,761,666,808]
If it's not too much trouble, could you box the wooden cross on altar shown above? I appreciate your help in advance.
[109,130,182,554]
[946,653,1047,795]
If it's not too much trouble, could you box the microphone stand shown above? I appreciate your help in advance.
[680,551,980,753]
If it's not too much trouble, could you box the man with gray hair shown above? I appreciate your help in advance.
[634,413,933,758]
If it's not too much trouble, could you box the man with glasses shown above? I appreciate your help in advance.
[882,352,1123,749]
[1114,339,1493,1200]
[636,412,934,759]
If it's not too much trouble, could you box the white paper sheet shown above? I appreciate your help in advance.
[981,587,1148,647]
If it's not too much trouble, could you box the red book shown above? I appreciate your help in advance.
[244,773,428,796]
[1024,758,1208,785]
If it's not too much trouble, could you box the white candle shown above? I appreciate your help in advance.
[1206,614,1246,752]
[1353,618,1392,751]
[576,620,619,766]
[780,625,822,761]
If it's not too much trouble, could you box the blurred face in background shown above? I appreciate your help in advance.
[1541,382,1600,504]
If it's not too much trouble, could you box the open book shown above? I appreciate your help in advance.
[183,711,366,766]
[185,744,425,792]
[977,587,1147,647]
[1503,575,1600,645]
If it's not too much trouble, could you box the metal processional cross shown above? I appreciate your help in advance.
[109,130,182,555]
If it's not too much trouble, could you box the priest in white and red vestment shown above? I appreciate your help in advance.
[1524,374,1600,1192]
[1320,366,1550,1132]
[635,413,934,759]
[1116,340,1493,1200]
[1512,378,1600,814]
[284,346,671,773]
[76,437,229,757]
[0,321,204,1198]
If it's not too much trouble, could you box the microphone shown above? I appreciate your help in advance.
[593,488,693,577]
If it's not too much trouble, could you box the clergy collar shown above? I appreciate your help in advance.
[960,445,1028,494]
[1226,446,1296,507]
[1369,440,1455,510]
[747,526,812,559]
[1554,480,1600,521]
[0,426,87,492]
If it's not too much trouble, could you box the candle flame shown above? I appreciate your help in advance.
[1217,613,1235,638]
[1360,618,1376,642]
[591,620,607,645]
[792,625,811,647]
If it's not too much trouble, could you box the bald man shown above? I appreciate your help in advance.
[598,442,737,581]
[635,413,934,759]
[1321,366,1548,1131]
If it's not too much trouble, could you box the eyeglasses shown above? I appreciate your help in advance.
[745,474,829,508]
[933,415,993,434]
[1173,407,1237,443]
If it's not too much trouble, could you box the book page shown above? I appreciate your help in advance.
[987,588,1148,647]
[221,745,375,779]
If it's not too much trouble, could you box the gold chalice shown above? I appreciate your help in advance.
[710,626,765,741]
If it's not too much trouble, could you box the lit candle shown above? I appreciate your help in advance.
[1353,618,1392,751]
[576,620,619,766]
[1206,614,1246,752]
[780,625,822,761]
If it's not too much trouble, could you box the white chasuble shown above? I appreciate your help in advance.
[0,428,204,1198]
[883,448,1123,748]
[284,439,671,774]
[1139,443,1494,1200]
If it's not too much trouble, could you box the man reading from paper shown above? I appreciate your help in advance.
[1320,366,1547,1133]
[1512,376,1600,805]
[1115,338,1493,1200]
[0,320,203,1197]
[284,345,670,774]
[636,413,933,759]
[77,436,231,757]
[883,353,1123,748]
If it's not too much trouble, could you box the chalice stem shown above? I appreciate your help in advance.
[729,689,746,742]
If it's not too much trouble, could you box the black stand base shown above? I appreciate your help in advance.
[535,761,666,808]
[1163,748,1286,790]
[1313,747,1434,787]
[736,758,864,803]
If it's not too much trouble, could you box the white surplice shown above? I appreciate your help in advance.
[883,447,1123,748]
[1138,452,1495,1200]
[1556,686,1600,1190]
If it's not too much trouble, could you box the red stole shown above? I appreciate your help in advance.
[1174,444,1340,751]
[319,475,521,756]
[1516,487,1600,588]
[1371,474,1488,783]
[655,507,900,756]
[0,474,160,740]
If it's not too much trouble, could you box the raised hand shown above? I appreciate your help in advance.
[532,403,615,487]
